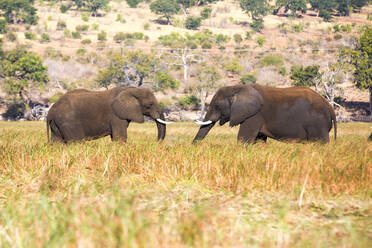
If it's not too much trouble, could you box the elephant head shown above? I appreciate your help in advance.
[193,85,263,142]
[112,87,171,140]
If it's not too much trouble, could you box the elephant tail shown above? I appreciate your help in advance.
[331,109,337,141]
[46,119,50,142]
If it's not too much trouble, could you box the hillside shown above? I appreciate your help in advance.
[0,0,372,120]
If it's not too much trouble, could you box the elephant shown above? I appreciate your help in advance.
[46,87,172,143]
[193,84,337,143]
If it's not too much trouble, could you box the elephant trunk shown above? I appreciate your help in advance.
[155,112,166,141]
[192,122,215,143]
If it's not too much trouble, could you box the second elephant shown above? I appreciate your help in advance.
[194,84,337,143]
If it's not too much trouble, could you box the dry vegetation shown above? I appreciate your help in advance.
[0,121,371,247]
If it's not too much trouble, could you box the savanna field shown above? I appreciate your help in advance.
[0,121,371,247]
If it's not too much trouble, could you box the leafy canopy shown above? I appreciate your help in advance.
[150,0,180,24]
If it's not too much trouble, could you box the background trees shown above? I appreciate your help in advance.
[150,0,180,24]
[342,25,372,113]
[0,47,49,119]
[0,0,38,25]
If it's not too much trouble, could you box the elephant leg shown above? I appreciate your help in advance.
[111,118,129,142]
[237,115,263,143]
[256,132,267,142]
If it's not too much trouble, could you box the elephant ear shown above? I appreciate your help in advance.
[230,86,263,127]
[112,91,144,123]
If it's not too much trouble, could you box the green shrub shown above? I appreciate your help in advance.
[153,72,180,92]
[143,23,150,30]
[56,20,66,30]
[333,24,340,33]
[334,34,343,40]
[25,32,36,40]
[91,23,100,30]
[81,13,89,22]
[279,66,286,76]
[185,16,202,30]
[177,95,200,107]
[60,4,69,13]
[98,31,107,42]
[76,25,89,33]
[76,48,87,55]
[64,29,72,38]
[40,33,50,42]
[72,31,81,39]
[0,19,7,34]
[44,47,63,59]
[6,32,17,41]
[250,19,264,32]
[291,23,304,33]
[126,0,143,8]
[200,7,212,20]
[341,24,352,33]
[319,10,332,22]
[258,54,284,67]
[240,74,257,84]
[223,59,243,74]
[81,39,92,45]
[201,41,212,49]
[216,34,230,44]
[256,36,266,47]
[233,33,243,44]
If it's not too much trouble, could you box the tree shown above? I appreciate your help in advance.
[290,65,322,89]
[185,16,202,30]
[150,0,180,25]
[240,0,270,21]
[194,62,221,119]
[0,47,49,118]
[273,0,307,17]
[86,0,110,16]
[341,25,372,113]
[0,0,38,25]
[177,0,195,15]
[96,51,163,88]
[335,0,369,16]
[153,71,180,92]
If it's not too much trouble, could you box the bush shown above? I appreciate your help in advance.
[258,54,284,67]
[153,72,180,92]
[143,23,150,30]
[44,47,63,59]
[334,34,343,40]
[250,19,264,33]
[60,4,69,13]
[200,7,212,19]
[216,33,230,44]
[279,66,286,76]
[0,19,7,34]
[255,36,266,47]
[98,31,107,42]
[240,74,257,84]
[233,33,243,44]
[81,39,92,45]
[185,16,202,30]
[64,29,72,38]
[177,95,200,107]
[56,20,67,30]
[201,41,212,49]
[81,13,89,22]
[72,31,81,39]
[341,24,352,33]
[25,32,36,40]
[91,23,100,30]
[291,23,304,33]
[76,25,89,33]
[76,48,87,55]
[40,33,50,42]
[6,32,17,41]
[126,0,143,8]
[319,10,332,22]
[223,59,243,74]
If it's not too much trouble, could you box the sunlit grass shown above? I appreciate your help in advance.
[0,121,371,247]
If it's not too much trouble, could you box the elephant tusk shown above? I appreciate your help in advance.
[195,120,213,125]
[156,119,173,125]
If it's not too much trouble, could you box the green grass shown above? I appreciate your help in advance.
[0,121,371,247]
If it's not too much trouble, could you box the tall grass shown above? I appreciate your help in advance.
[0,121,371,247]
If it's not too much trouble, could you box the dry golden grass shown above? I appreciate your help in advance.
[0,121,371,247]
